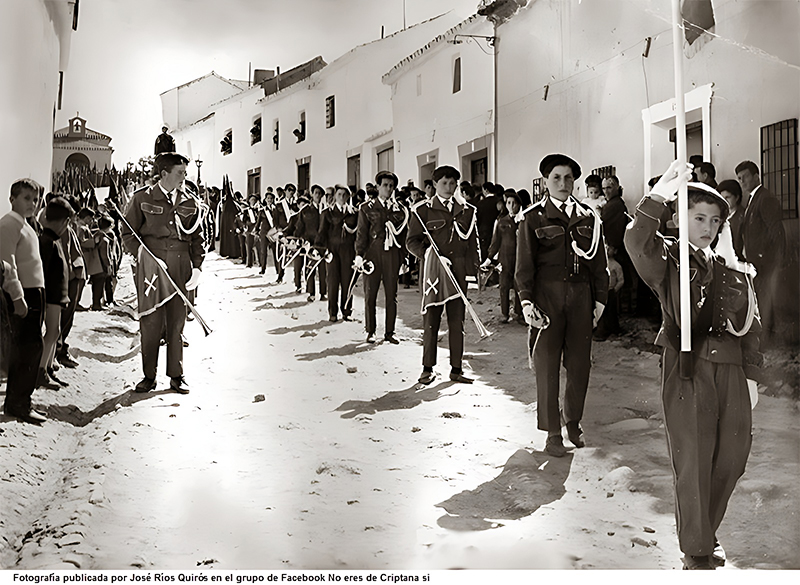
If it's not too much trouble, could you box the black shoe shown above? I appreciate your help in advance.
[342,315,352,322]
[329,315,338,322]
[449,371,473,384]
[135,377,157,393]
[366,333,377,344]
[384,334,400,345]
[170,376,190,394]
[36,369,60,390]
[47,368,69,387]
[295,288,302,294]
[682,555,713,570]
[320,295,327,301]
[711,540,726,568]
[307,295,315,303]
[276,277,283,284]
[259,268,266,275]
[4,408,46,424]
[418,370,436,385]
[545,434,567,457]
[182,334,189,348]
[56,353,79,368]
[566,422,585,448]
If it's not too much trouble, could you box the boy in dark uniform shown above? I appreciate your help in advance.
[316,185,358,321]
[354,171,409,344]
[515,154,609,457]
[407,165,480,385]
[482,190,523,323]
[625,161,761,570]
[121,153,205,395]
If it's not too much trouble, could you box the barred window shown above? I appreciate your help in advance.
[761,118,798,219]
[325,96,335,129]
[591,165,616,179]
[532,178,545,202]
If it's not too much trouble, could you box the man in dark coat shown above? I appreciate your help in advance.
[736,160,786,347]
[596,175,631,339]
[218,186,241,259]
[316,185,358,321]
[154,125,176,155]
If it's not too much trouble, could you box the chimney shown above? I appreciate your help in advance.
[253,69,275,86]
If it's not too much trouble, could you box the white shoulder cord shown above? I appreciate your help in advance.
[453,206,476,240]
[384,202,409,250]
[571,207,601,260]
[726,272,757,336]
[175,196,206,235]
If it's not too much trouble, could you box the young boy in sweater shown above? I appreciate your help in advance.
[0,179,47,423]
[624,161,762,570]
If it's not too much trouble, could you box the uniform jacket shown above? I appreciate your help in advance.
[121,183,205,269]
[78,223,103,277]
[64,224,86,281]
[600,193,630,256]
[255,205,276,237]
[316,204,358,252]
[625,196,761,368]
[355,197,409,260]
[487,213,519,269]
[406,196,480,281]
[239,206,259,237]
[39,228,69,306]
[742,184,785,271]
[515,197,609,306]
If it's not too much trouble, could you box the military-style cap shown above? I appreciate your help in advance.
[539,154,582,180]
[687,181,730,219]
[375,170,399,187]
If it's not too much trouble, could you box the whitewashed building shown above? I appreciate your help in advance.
[166,11,468,194]
[480,0,799,335]
[383,14,495,187]
[1,0,79,216]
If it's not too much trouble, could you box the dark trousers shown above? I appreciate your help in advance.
[3,288,45,415]
[104,274,116,303]
[307,259,326,297]
[90,274,106,309]
[258,235,269,272]
[327,248,355,319]
[272,242,284,279]
[754,266,781,346]
[423,298,465,371]
[499,269,522,318]
[661,348,751,556]
[364,248,400,336]
[57,278,85,356]
[245,233,257,267]
[293,255,303,290]
[532,280,593,433]
[139,250,191,380]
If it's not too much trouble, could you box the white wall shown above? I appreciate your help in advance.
[494,0,800,207]
[386,18,494,185]
[0,0,73,216]
[162,74,246,131]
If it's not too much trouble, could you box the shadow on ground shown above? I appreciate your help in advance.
[41,389,181,427]
[436,448,573,531]
[335,380,461,419]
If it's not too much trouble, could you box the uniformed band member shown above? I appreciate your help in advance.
[515,154,609,457]
[242,195,260,268]
[354,171,409,344]
[121,153,205,394]
[316,184,358,321]
[407,165,480,385]
[625,161,762,569]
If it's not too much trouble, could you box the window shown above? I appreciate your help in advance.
[250,116,262,145]
[247,167,261,198]
[591,165,616,179]
[220,129,232,155]
[532,178,545,202]
[325,96,335,128]
[377,144,394,173]
[294,111,306,143]
[761,118,798,219]
[452,56,461,94]
[273,119,279,150]
[416,74,422,97]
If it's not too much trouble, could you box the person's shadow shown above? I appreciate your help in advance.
[435,448,574,531]
[36,389,179,427]
[335,380,460,419]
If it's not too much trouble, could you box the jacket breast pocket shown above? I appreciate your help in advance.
[535,225,564,246]
[426,219,447,232]
[176,204,196,219]
[141,202,163,215]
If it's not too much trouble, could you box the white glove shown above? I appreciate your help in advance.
[138,245,168,271]
[186,267,202,291]
[13,297,28,318]
[353,255,365,270]
[480,258,492,270]
[522,300,550,329]
[649,160,693,202]
[593,301,605,328]
[439,256,452,270]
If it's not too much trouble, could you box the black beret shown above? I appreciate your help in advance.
[539,154,582,180]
